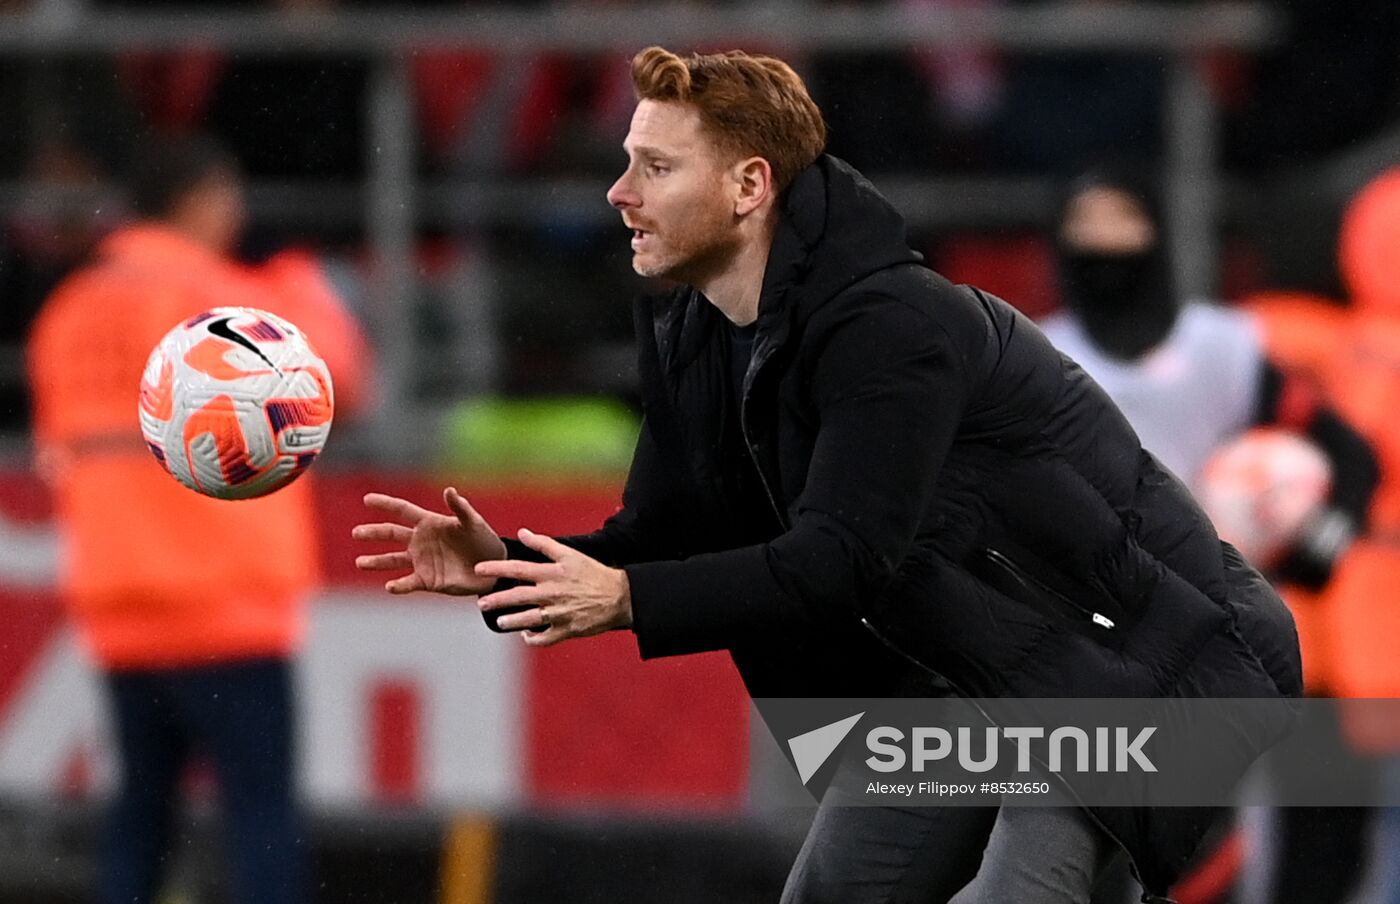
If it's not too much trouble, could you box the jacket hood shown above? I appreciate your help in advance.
[1340,168,1400,317]
[759,155,923,321]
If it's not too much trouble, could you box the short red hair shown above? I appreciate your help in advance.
[630,46,827,193]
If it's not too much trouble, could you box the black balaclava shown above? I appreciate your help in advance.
[1055,167,1178,361]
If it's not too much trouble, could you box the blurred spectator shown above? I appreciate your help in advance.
[1042,166,1376,525]
[0,56,141,432]
[110,0,367,180]
[0,142,123,429]
[809,0,1166,174]
[907,0,1004,135]
[25,135,374,904]
[205,51,369,180]
[414,49,633,176]
[1040,165,1381,904]
[117,49,225,136]
[0,56,138,179]
[808,48,940,173]
[991,1,1166,171]
[808,0,1007,173]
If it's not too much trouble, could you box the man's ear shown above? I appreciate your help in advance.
[732,157,774,217]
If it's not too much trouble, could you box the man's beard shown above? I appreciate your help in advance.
[635,240,738,285]
[633,203,739,285]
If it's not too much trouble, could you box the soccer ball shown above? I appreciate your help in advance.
[138,307,334,500]
[1196,427,1332,568]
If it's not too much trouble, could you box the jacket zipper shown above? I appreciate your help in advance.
[742,422,787,530]
[983,547,1117,631]
[739,345,789,530]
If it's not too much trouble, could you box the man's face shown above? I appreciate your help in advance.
[606,100,740,284]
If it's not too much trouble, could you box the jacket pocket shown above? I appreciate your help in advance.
[971,547,1120,633]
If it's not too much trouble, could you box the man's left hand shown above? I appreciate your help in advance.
[474,529,632,647]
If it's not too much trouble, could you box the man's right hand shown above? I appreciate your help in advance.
[352,487,507,595]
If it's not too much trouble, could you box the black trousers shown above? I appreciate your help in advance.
[781,804,997,904]
[100,657,308,904]
[781,803,1122,904]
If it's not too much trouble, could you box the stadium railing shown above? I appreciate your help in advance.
[0,2,1282,464]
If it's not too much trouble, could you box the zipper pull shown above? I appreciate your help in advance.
[1091,612,1115,630]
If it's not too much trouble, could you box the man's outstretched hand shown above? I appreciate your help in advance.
[353,487,506,595]
[475,529,632,648]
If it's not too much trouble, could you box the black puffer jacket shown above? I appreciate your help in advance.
[541,155,1302,898]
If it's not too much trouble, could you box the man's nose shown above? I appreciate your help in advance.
[607,173,637,210]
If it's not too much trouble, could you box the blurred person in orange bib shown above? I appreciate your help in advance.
[26,135,373,904]
[1246,167,1400,904]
